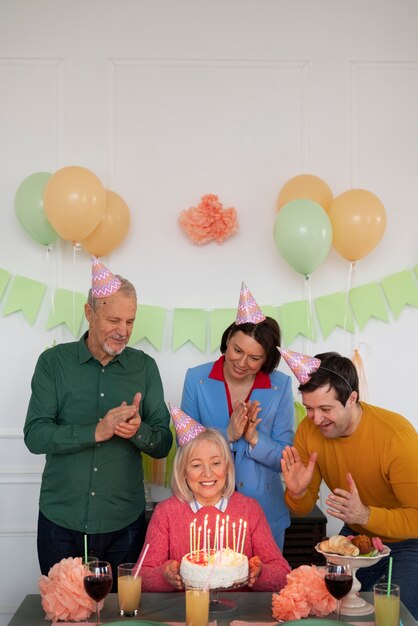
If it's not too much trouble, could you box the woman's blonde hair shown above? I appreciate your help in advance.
[171,429,235,503]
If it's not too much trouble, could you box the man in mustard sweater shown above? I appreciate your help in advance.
[280,351,418,619]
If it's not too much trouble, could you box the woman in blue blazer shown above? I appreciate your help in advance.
[181,315,294,550]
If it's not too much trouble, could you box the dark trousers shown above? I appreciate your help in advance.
[340,524,418,619]
[37,510,146,592]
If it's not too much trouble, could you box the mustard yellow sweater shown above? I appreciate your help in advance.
[285,402,418,542]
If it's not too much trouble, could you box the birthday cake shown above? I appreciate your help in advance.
[180,548,248,589]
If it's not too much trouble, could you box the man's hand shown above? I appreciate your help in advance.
[281,445,317,498]
[163,559,183,590]
[95,392,142,442]
[326,472,370,526]
[114,392,142,439]
[248,555,262,587]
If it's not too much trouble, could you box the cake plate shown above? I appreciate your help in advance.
[315,543,391,616]
[182,575,248,613]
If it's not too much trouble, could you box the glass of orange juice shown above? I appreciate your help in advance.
[374,582,400,626]
[118,563,142,617]
[185,586,209,626]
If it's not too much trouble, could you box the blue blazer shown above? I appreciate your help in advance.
[181,362,294,546]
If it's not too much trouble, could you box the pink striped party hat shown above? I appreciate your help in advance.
[235,282,266,325]
[91,256,121,298]
[278,347,321,384]
[170,405,206,447]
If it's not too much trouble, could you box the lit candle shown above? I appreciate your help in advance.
[189,521,193,556]
[214,514,220,552]
[220,522,224,553]
[203,514,208,554]
[197,526,201,560]
[232,522,236,554]
[237,518,243,553]
[207,529,211,562]
[193,518,197,556]
[240,520,247,553]
[226,515,229,549]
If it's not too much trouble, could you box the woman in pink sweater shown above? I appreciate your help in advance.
[135,412,290,592]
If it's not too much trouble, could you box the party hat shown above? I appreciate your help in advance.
[235,282,266,325]
[278,347,321,384]
[91,256,121,298]
[170,405,206,447]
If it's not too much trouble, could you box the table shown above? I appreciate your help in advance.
[8,592,417,626]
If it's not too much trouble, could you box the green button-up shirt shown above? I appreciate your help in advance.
[24,333,172,534]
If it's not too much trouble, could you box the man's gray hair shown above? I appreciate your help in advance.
[87,275,137,310]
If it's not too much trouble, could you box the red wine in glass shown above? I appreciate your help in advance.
[84,560,112,625]
[324,563,353,620]
[84,573,112,601]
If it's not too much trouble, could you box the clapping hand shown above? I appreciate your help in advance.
[95,392,142,442]
[281,445,317,497]
[326,472,370,526]
[227,400,249,442]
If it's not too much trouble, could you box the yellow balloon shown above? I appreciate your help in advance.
[44,166,106,242]
[329,189,386,262]
[277,174,333,212]
[81,189,131,257]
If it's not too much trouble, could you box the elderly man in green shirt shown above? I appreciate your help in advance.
[24,259,172,587]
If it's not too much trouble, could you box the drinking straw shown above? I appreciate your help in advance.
[387,556,393,596]
[134,543,149,580]
[84,534,88,564]
[203,551,220,592]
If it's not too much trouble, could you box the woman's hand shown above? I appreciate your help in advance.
[244,400,261,447]
[163,560,183,590]
[227,400,248,442]
[248,555,262,587]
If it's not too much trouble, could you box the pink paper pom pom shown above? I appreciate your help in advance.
[272,565,337,622]
[178,193,238,245]
[39,557,102,622]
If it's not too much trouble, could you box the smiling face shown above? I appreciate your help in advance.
[84,290,137,365]
[185,439,227,507]
[223,330,266,382]
[301,385,359,438]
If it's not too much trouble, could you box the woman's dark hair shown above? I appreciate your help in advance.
[298,351,359,405]
[220,316,282,374]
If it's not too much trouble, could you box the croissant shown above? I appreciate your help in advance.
[319,535,360,556]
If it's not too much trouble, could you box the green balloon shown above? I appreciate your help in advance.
[15,172,59,245]
[274,199,333,276]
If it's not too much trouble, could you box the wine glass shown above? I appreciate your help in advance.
[83,560,112,625]
[324,561,353,621]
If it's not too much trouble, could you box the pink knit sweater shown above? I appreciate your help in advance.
[137,491,291,592]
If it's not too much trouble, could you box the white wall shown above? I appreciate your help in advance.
[1,0,417,623]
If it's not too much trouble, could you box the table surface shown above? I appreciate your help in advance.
[8,591,417,626]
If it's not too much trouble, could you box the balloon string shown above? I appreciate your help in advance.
[342,261,354,348]
[72,243,81,337]
[304,274,314,353]
[47,244,56,320]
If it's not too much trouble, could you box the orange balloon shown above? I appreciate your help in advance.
[329,189,386,262]
[81,189,131,257]
[44,166,106,242]
[277,174,333,212]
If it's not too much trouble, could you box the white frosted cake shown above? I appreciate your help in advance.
[180,548,248,589]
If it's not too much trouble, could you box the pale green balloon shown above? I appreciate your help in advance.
[274,199,333,276]
[15,172,59,245]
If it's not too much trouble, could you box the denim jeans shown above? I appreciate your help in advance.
[37,510,146,592]
[340,525,418,619]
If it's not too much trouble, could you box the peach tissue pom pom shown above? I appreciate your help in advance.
[39,556,100,622]
[179,193,238,244]
[272,565,337,622]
